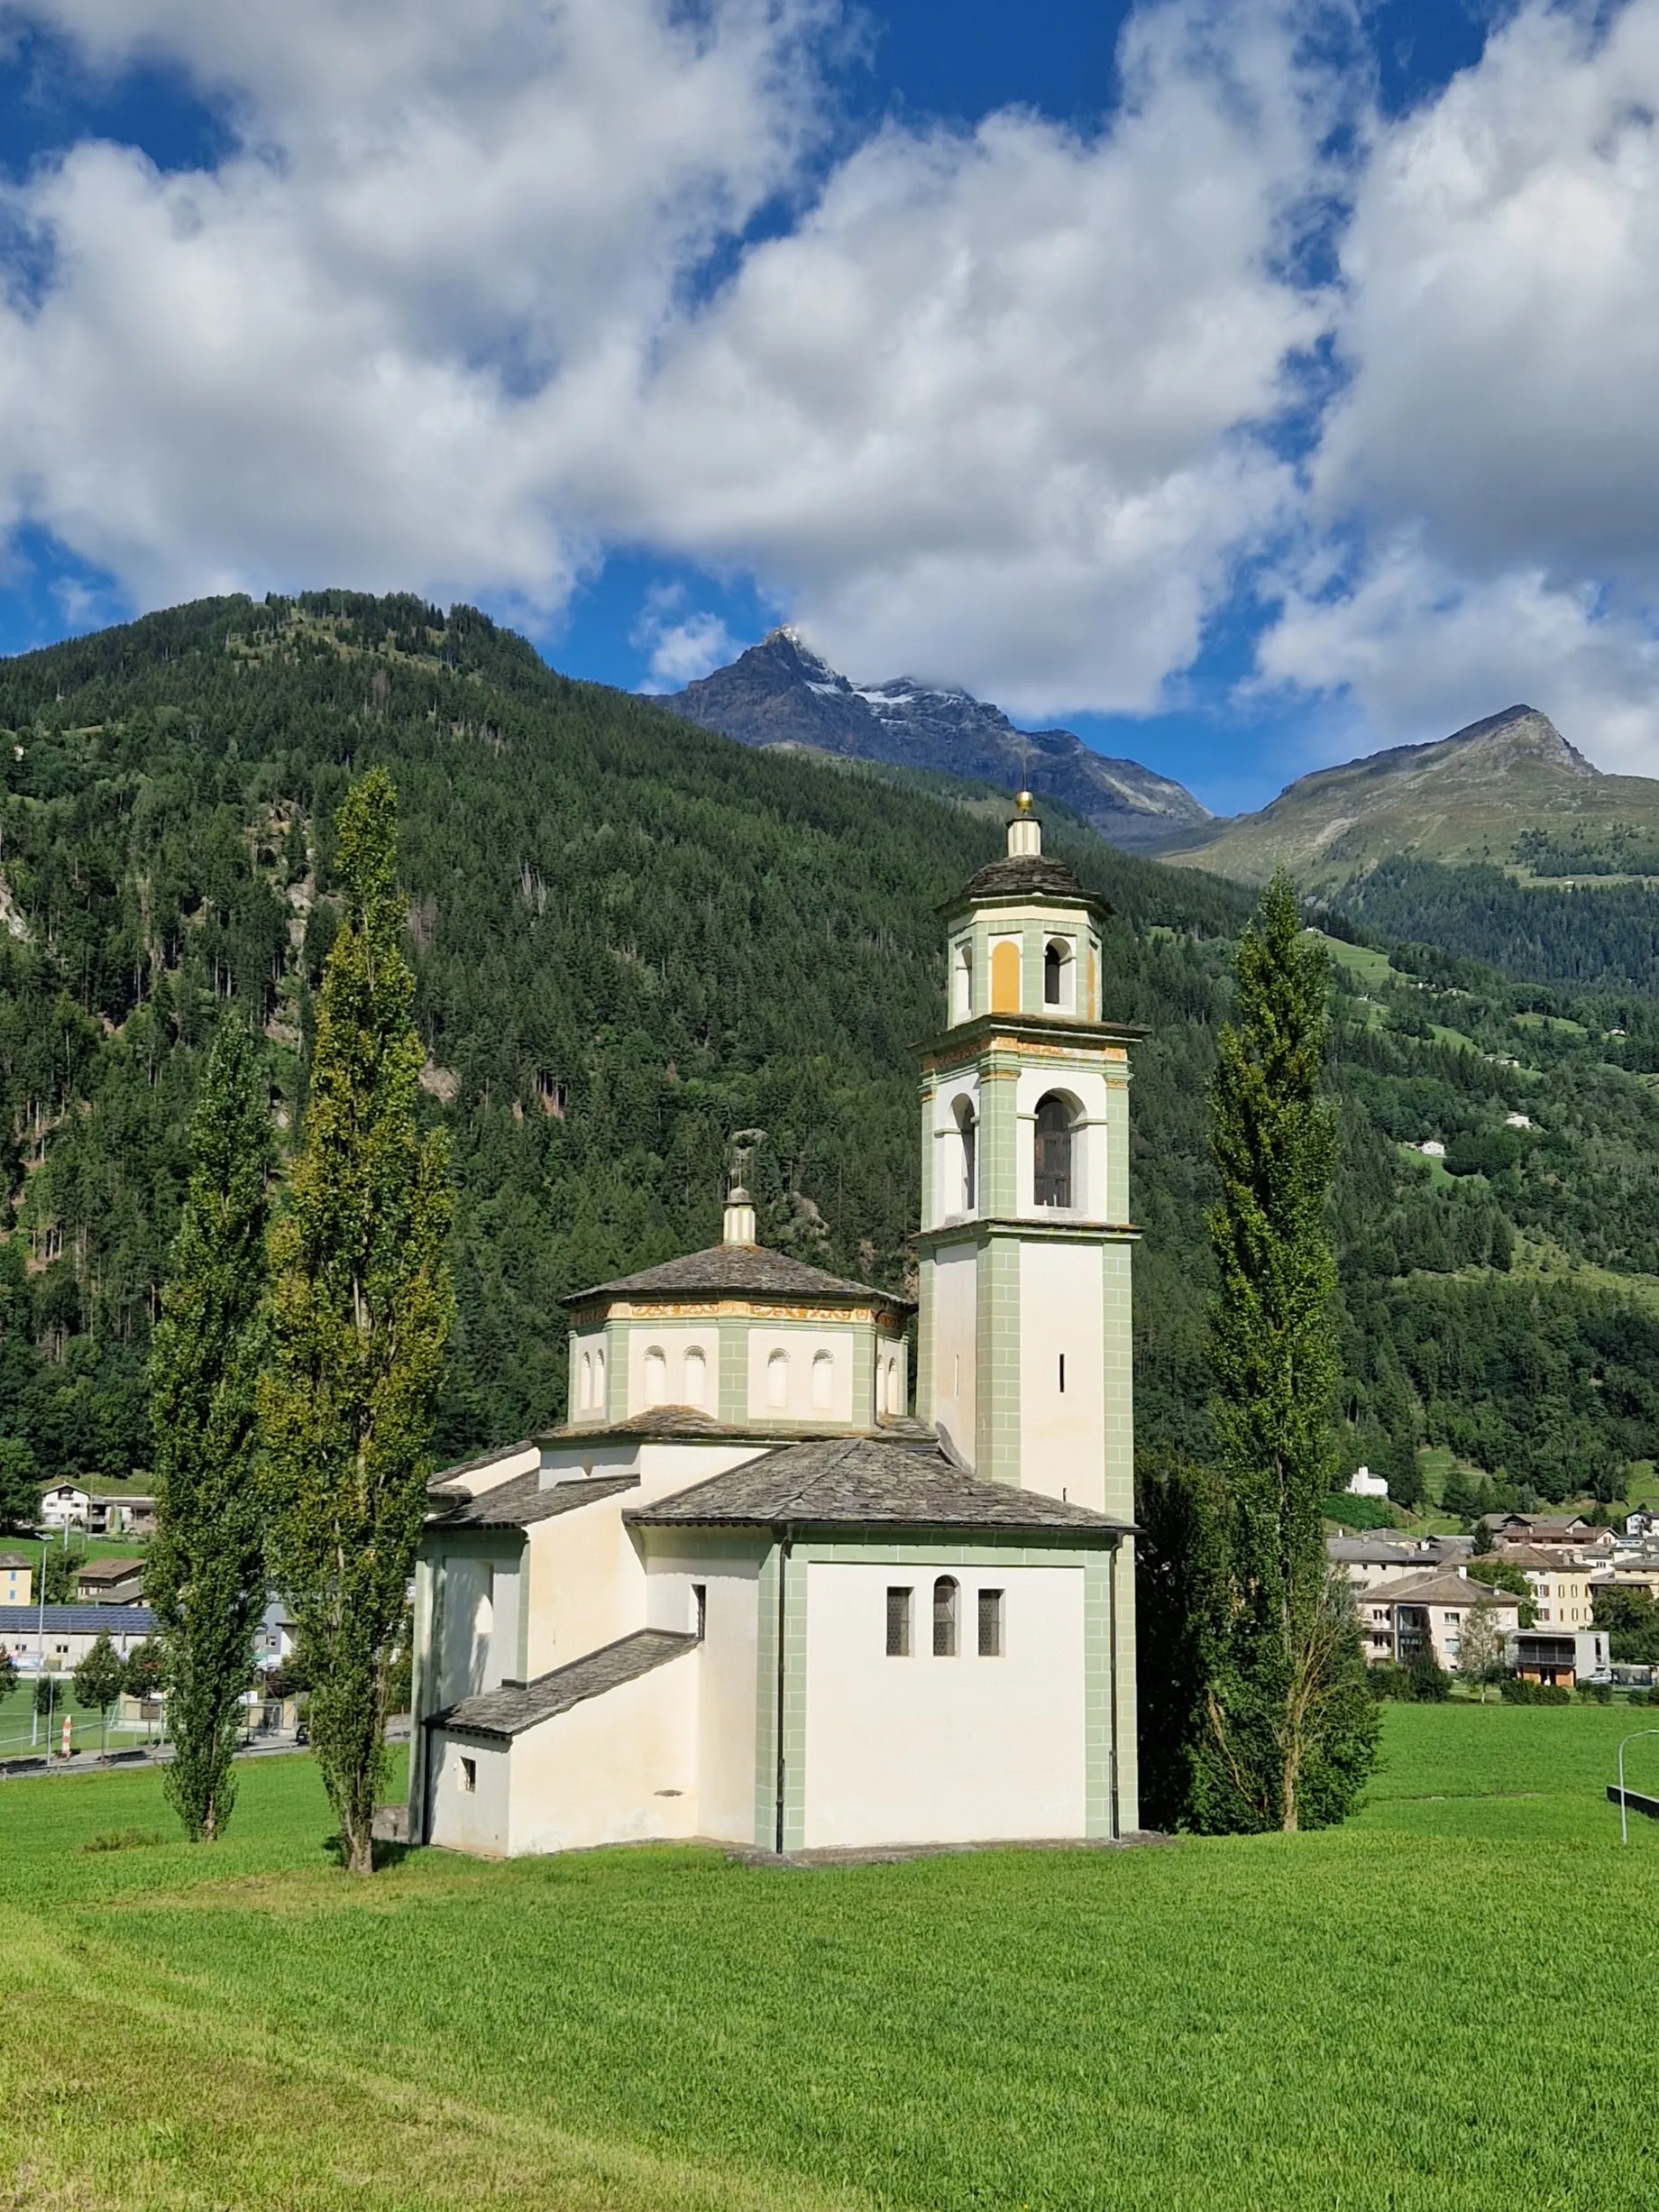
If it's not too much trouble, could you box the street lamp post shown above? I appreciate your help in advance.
[1616,1726,1659,1843]
[31,1529,48,1749]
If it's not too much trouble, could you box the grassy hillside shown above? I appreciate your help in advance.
[1162,703,1659,888]
[2,1712,1654,2209]
[2,592,1658,1510]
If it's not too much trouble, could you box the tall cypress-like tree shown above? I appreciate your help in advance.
[262,768,453,1875]
[1195,872,1378,1833]
[148,1013,272,1840]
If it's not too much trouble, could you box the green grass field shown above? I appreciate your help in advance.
[2,1707,1657,2209]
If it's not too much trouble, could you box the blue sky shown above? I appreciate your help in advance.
[2,1,1657,813]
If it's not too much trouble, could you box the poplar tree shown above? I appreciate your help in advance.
[148,1013,272,1840]
[262,768,453,1876]
[1195,872,1378,1833]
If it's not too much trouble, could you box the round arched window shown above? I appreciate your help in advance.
[683,1347,707,1408]
[766,1349,790,1409]
[644,1347,667,1406]
[811,1351,833,1410]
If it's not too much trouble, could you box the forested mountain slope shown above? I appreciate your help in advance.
[1,590,1658,1515]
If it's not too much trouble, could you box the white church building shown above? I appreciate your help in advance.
[408,795,1145,1856]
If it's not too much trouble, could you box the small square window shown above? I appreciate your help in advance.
[977,1589,1004,1657]
[459,1756,477,1794]
[885,1586,912,1657]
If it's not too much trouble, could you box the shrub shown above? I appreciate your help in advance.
[1367,1661,1412,1702]
[1407,1644,1452,1703]
[1507,1678,1572,1706]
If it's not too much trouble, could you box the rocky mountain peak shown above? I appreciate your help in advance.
[661,636,1210,851]
[1442,705,1595,778]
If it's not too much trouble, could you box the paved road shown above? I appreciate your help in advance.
[1,1714,411,1780]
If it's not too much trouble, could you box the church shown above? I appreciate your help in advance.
[407,795,1145,1856]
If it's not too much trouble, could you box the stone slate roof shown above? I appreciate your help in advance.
[1361,1571,1521,1609]
[541,1406,750,1443]
[432,1628,698,1739]
[564,1242,911,1310]
[628,1436,1129,1537]
[949,853,1110,913]
[1489,1544,1582,1574]
[427,1470,638,1530]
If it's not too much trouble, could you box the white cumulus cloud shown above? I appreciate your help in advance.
[0,0,1338,722]
[1261,0,1659,770]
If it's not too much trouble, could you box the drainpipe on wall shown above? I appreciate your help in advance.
[774,1524,795,1855]
[1109,1537,1121,1840]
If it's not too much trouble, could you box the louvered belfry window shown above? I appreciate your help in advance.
[1034,1095,1073,1208]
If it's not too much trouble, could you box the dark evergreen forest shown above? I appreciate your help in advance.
[2,589,1658,1516]
[1339,855,1659,996]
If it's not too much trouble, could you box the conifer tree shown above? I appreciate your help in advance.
[148,1013,272,1840]
[261,768,453,1875]
[74,1629,127,1752]
[1195,872,1378,1832]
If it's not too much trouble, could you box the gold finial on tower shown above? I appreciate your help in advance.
[1006,790,1042,858]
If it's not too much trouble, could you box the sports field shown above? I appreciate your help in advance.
[1,1703,1654,2210]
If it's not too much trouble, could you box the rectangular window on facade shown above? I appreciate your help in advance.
[460,1756,477,1794]
[692,1583,707,1639]
[885,1586,912,1657]
[978,1588,1004,1657]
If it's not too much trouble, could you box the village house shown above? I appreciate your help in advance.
[1358,1568,1522,1668]
[1327,1534,1471,1592]
[1489,1544,1593,1628]
[409,797,1144,1859]
[1510,1625,1609,1689]
[1483,1512,1615,1556]
[0,1553,32,1606]
[72,1556,145,1606]
[34,1486,155,1537]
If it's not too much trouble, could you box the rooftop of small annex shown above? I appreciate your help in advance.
[433,1627,698,1739]
[626,1434,1131,1537]
[426,1470,640,1530]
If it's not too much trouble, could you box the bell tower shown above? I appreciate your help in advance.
[914,794,1143,1520]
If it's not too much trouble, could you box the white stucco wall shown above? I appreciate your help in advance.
[626,1326,720,1416]
[519,1442,773,1681]
[645,1548,763,1843]
[506,1645,701,1855]
[800,1560,1086,1848]
[434,1554,517,1707]
[745,1325,857,1423]
[568,1328,610,1424]
[439,1440,540,1499]
[1018,1241,1105,1510]
[930,1244,977,1467]
[427,1733,512,1855]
